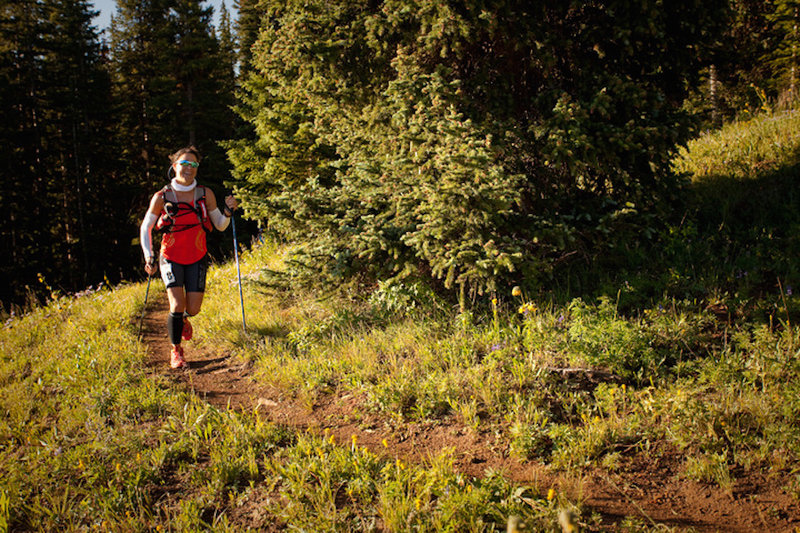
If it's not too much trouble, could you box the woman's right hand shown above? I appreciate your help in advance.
[144,259,158,277]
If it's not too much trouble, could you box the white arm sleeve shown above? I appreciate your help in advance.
[209,207,231,231]
[140,212,158,261]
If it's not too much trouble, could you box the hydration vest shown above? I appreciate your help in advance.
[155,185,214,235]
[156,184,213,265]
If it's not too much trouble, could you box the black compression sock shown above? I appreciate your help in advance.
[167,312,184,345]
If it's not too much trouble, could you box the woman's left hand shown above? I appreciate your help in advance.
[224,195,238,212]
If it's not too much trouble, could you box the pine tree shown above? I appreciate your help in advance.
[218,1,236,71]
[770,0,800,105]
[169,0,237,209]
[233,0,261,76]
[687,0,777,123]
[0,0,119,307]
[0,0,48,306]
[108,0,177,189]
[109,0,233,187]
[44,0,120,288]
[215,1,239,148]
[218,1,237,106]
[225,0,264,171]
[229,0,728,295]
[170,0,218,146]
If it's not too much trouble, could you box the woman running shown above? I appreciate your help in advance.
[139,146,238,369]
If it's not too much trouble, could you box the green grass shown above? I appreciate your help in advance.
[674,110,800,182]
[0,268,582,531]
[199,267,800,476]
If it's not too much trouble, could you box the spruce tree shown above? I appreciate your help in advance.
[44,0,120,288]
[0,0,119,307]
[218,0,237,133]
[0,0,48,306]
[769,0,800,105]
[229,0,728,295]
[108,0,177,190]
[233,0,261,76]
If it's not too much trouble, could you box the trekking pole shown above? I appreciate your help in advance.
[231,212,247,332]
[137,272,153,340]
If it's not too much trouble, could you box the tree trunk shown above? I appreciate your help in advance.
[187,80,195,145]
[709,64,720,125]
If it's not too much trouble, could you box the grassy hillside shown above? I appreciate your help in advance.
[0,279,576,530]
[3,111,800,531]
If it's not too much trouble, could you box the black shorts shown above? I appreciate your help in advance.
[159,255,208,292]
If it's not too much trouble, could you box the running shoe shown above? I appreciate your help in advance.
[170,345,187,369]
[182,317,193,341]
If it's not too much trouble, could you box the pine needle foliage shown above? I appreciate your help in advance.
[228,0,727,295]
[768,0,800,102]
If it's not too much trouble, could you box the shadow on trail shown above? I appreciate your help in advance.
[189,356,229,374]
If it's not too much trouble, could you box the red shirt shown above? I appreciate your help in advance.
[160,197,207,264]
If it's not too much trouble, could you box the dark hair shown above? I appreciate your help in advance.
[169,145,202,164]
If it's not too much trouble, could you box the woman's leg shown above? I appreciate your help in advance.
[183,256,207,317]
[166,286,186,347]
[180,259,207,342]
[160,257,188,368]
[185,291,204,316]
[167,286,187,314]
[161,256,187,317]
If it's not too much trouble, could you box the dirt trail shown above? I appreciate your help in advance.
[141,293,800,532]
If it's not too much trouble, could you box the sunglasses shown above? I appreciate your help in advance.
[178,160,199,168]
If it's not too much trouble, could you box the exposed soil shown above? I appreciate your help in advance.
[141,293,800,532]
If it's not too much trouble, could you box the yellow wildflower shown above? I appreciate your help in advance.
[547,488,555,501]
[512,286,522,297]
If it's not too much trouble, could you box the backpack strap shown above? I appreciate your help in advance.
[160,185,177,205]
[194,186,214,233]
[156,184,212,233]
[161,184,202,205]
[155,185,182,232]
[161,185,180,217]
